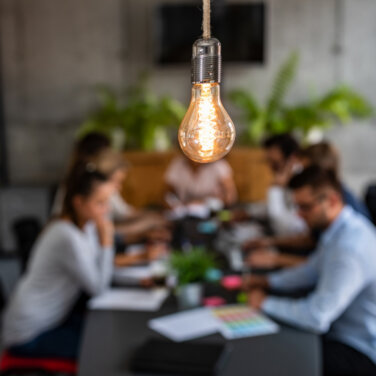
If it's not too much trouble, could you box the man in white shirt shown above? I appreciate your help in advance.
[263,133,306,235]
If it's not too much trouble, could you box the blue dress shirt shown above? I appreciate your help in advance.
[342,184,372,221]
[263,206,376,363]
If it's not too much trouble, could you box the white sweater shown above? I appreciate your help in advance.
[267,186,307,236]
[2,220,114,347]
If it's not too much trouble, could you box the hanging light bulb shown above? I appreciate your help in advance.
[178,36,236,163]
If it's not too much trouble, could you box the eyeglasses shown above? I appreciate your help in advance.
[294,194,326,213]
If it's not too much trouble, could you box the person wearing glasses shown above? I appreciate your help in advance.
[245,141,372,269]
[244,165,376,376]
[299,142,371,220]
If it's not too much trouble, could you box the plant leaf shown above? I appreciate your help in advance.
[266,52,299,118]
[228,89,260,118]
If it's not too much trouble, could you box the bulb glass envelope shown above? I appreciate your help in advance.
[178,38,235,163]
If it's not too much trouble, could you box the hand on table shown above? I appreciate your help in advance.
[243,237,273,251]
[246,248,280,269]
[114,252,146,267]
[242,274,269,291]
[146,243,169,261]
[146,226,172,243]
[248,288,267,310]
[230,209,250,222]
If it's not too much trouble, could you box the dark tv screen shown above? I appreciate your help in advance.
[154,3,265,64]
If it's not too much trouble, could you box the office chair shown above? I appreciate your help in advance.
[12,217,42,273]
[365,184,376,225]
[0,350,77,375]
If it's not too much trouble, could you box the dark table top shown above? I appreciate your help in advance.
[80,215,321,376]
[79,299,321,376]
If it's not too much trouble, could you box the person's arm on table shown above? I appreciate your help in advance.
[243,232,315,253]
[247,248,307,268]
[114,252,147,267]
[244,250,319,292]
[253,254,367,333]
[273,233,316,251]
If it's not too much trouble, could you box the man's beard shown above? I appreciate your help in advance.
[310,213,330,233]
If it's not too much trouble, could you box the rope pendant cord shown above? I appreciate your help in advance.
[203,0,211,39]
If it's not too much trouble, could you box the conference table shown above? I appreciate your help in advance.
[78,296,321,376]
[79,215,321,375]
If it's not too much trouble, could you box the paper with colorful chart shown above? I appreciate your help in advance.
[211,305,279,339]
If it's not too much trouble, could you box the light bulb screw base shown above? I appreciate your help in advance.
[191,38,221,84]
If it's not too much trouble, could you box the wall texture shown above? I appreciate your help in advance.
[1,0,375,195]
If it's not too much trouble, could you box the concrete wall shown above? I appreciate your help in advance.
[1,0,376,195]
[0,0,126,183]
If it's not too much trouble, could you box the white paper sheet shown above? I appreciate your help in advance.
[148,308,220,342]
[88,288,169,311]
[113,266,153,284]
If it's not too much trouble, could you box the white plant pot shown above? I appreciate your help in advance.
[176,283,203,310]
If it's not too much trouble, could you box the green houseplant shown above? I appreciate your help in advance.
[170,247,217,309]
[229,52,374,145]
[78,75,186,151]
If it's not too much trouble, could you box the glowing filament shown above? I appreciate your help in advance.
[197,84,217,157]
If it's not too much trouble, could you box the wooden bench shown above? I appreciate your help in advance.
[121,148,272,208]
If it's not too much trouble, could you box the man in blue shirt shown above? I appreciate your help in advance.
[245,165,376,376]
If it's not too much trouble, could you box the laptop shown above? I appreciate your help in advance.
[130,338,231,376]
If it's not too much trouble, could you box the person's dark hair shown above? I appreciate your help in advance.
[92,149,129,177]
[263,133,300,159]
[74,132,111,161]
[288,165,343,196]
[299,141,339,177]
[61,162,108,226]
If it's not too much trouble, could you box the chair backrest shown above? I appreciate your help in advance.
[12,217,42,273]
[365,184,376,225]
[0,280,4,310]
[0,351,77,375]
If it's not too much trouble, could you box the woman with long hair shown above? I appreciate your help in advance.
[2,162,114,360]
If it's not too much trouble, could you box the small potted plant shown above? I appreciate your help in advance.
[170,247,217,310]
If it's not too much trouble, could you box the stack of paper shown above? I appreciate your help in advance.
[88,288,169,312]
[149,308,219,342]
